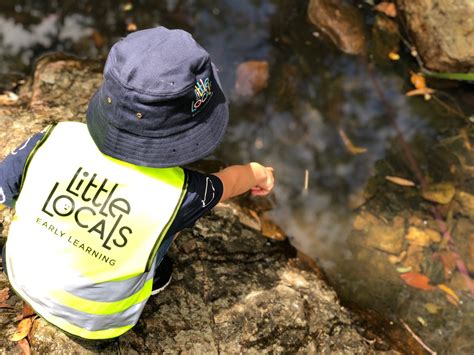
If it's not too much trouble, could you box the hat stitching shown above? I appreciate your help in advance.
[107,70,197,98]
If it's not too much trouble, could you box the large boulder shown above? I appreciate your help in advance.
[0,55,390,353]
[396,0,474,72]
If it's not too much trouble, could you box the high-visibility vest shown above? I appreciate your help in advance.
[5,122,187,339]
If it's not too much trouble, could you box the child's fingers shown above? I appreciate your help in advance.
[251,187,270,196]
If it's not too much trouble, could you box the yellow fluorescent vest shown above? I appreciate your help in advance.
[5,122,187,339]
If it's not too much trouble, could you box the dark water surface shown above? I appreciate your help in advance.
[1,0,473,353]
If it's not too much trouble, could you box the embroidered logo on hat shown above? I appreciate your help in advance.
[191,77,213,116]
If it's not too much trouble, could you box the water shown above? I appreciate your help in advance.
[1,0,473,353]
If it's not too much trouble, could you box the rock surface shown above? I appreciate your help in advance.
[396,0,474,72]
[307,0,366,55]
[0,55,390,353]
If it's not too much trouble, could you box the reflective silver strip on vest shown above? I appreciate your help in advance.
[25,290,148,331]
[64,270,154,302]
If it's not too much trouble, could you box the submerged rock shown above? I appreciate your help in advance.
[235,60,269,97]
[396,0,474,72]
[307,0,366,55]
[0,55,387,353]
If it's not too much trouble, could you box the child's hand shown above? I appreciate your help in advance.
[214,163,275,202]
[249,163,274,196]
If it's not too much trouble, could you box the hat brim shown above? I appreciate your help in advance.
[86,67,229,168]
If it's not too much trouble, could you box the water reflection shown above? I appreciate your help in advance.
[0,0,472,353]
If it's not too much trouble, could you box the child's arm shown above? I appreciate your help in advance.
[213,162,274,202]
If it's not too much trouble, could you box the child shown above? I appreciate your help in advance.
[0,27,274,340]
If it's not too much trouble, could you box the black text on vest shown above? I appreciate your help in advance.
[41,167,132,250]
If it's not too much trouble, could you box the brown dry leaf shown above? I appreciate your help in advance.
[385,175,416,187]
[0,287,9,302]
[400,272,436,291]
[421,182,455,204]
[17,338,31,355]
[261,215,286,241]
[91,30,106,49]
[374,2,397,17]
[339,129,367,155]
[438,251,457,279]
[0,287,11,308]
[10,317,33,342]
[438,284,460,305]
[21,302,36,318]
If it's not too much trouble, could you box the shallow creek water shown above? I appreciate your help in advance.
[1,1,473,353]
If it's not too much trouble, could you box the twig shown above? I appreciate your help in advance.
[400,319,437,355]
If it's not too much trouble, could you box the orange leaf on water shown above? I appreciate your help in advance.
[400,272,436,291]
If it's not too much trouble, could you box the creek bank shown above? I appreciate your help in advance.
[0,55,397,353]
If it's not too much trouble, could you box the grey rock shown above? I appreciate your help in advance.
[396,0,474,72]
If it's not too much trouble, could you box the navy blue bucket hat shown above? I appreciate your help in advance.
[86,27,229,168]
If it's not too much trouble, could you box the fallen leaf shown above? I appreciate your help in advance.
[421,182,455,204]
[385,175,416,187]
[388,51,400,60]
[0,287,11,308]
[339,129,367,155]
[406,88,435,97]
[416,316,427,327]
[10,317,33,342]
[122,2,133,11]
[374,2,397,17]
[400,272,436,291]
[0,287,9,302]
[261,215,286,241]
[17,338,31,355]
[388,250,407,264]
[21,303,36,318]
[410,72,427,89]
[405,226,441,247]
[424,302,441,314]
[91,30,106,49]
[438,284,460,305]
[127,22,137,32]
[396,266,412,273]
[438,251,457,279]
[0,91,19,105]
